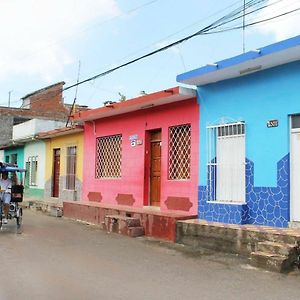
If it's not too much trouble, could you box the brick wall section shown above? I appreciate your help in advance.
[24,82,68,115]
[0,82,71,147]
[0,107,67,120]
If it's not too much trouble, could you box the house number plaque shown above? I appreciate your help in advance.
[267,119,278,128]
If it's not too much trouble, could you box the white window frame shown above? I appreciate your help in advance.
[26,156,38,186]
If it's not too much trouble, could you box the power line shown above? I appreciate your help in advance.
[203,6,300,34]
[95,0,245,69]
[11,0,295,110]
[12,0,273,110]
[63,0,269,92]
[202,0,284,34]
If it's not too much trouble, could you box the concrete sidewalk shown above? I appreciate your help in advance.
[22,197,63,217]
[177,219,300,273]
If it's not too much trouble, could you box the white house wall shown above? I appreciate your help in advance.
[13,119,66,140]
[24,140,46,189]
[0,150,4,162]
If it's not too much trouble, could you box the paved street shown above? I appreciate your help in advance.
[0,210,299,300]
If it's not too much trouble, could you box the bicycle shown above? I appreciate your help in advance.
[0,190,23,233]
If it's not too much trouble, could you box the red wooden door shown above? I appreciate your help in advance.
[150,130,161,207]
[52,149,60,198]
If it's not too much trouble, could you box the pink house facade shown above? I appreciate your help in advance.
[78,87,199,214]
[63,87,198,241]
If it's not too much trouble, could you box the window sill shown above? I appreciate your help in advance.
[167,179,191,182]
[95,178,122,180]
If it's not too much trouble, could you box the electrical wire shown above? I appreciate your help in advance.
[88,0,245,71]
[63,0,270,92]
[202,6,300,35]
[11,0,295,110]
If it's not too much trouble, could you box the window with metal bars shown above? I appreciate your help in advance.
[26,156,38,186]
[95,134,122,179]
[207,122,245,203]
[168,124,191,180]
[66,146,77,190]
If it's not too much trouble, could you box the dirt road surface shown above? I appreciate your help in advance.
[0,210,299,300]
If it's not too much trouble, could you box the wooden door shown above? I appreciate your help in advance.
[150,130,161,207]
[52,149,60,198]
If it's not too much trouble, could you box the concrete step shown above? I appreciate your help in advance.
[250,251,291,273]
[257,241,296,256]
[128,226,145,238]
[262,232,300,246]
[105,215,141,227]
[103,215,144,238]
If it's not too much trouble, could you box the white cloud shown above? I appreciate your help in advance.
[253,0,300,40]
[0,0,120,81]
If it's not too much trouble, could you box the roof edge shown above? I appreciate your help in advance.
[22,81,65,99]
[74,86,196,122]
[177,34,300,85]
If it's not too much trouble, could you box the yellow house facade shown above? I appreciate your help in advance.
[38,126,84,203]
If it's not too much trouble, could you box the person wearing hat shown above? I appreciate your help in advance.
[0,172,12,224]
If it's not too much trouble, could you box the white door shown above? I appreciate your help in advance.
[291,129,300,222]
[216,124,245,203]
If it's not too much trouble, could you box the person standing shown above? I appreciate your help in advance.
[0,172,12,224]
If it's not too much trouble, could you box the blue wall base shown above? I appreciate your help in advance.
[199,154,290,228]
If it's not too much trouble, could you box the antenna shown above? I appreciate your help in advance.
[66,61,81,127]
[8,90,12,107]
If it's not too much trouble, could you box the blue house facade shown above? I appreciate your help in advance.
[177,35,300,228]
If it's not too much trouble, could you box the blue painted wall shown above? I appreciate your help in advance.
[197,61,300,227]
[199,61,300,187]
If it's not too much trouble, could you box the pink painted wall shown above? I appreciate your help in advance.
[82,98,199,214]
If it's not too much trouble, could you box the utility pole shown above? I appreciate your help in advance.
[8,90,12,107]
[243,0,246,53]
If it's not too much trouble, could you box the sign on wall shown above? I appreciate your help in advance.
[267,120,279,128]
[129,134,143,147]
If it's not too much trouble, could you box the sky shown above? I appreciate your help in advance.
[0,0,299,109]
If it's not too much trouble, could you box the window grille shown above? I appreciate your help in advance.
[66,146,77,190]
[26,156,38,186]
[207,122,245,203]
[96,134,122,178]
[169,124,191,180]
